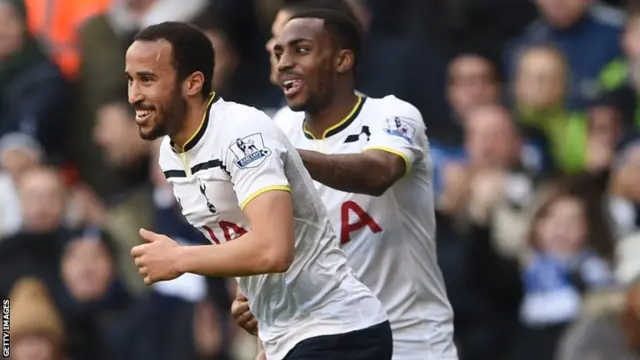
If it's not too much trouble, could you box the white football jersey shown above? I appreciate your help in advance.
[159,94,388,360]
[273,95,458,360]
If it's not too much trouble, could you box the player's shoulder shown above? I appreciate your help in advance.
[271,105,304,132]
[213,98,272,126]
[364,95,423,125]
[211,98,276,138]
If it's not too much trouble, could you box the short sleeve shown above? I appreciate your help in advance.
[362,97,427,173]
[223,111,291,209]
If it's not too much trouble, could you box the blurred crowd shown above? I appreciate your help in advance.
[2,0,640,359]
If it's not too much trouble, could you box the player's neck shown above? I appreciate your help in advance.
[170,96,211,150]
[305,91,358,138]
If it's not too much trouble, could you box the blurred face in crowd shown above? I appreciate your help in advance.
[447,55,500,118]
[535,0,591,29]
[624,16,640,61]
[267,9,294,86]
[0,2,24,60]
[18,168,66,233]
[203,29,238,91]
[534,196,587,257]
[624,16,640,87]
[94,102,149,168]
[465,105,520,170]
[62,237,114,302]
[515,47,567,109]
[588,105,622,147]
[0,147,41,181]
[615,143,640,202]
[275,18,353,112]
[11,335,56,360]
[126,40,188,141]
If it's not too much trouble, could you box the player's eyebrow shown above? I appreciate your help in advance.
[125,70,156,78]
[287,38,312,46]
[274,38,311,53]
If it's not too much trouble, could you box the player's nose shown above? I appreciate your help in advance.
[128,85,144,105]
[276,52,294,73]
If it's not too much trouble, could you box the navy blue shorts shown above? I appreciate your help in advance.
[283,321,393,360]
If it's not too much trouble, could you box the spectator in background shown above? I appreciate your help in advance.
[514,44,588,173]
[436,105,537,360]
[431,54,502,195]
[466,180,615,360]
[437,105,534,216]
[0,133,44,239]
[93,95,153,296]
[0,0,71,159]
[0,166,68,300]
[58,228,131,360]
[22,0,110,79]
[9,277,67,360]
[506,0,624,109]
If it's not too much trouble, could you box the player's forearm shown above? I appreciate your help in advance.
[297,149,394,196]
[175,232,292,277]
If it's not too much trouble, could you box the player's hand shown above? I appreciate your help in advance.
[231,290,258,335]
[131,229,183,285]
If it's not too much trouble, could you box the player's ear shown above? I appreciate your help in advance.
[184,71,206,97]
[335,49,355,74]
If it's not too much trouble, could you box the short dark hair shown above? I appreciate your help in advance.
[289,9,363,71]
[134,21,214,97]
[283,0,353,16]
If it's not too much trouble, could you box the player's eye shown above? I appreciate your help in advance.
[296,46,310,54]
[141,75,152,83]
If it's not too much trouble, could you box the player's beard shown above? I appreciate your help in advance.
[139,87,188,141]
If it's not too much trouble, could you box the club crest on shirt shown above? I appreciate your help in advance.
[384,116,416,144]
[229,133,272,169]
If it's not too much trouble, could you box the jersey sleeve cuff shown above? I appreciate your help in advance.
[239,185,291,210]
[363,146,412,176]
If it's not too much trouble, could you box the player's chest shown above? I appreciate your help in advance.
[168,170,247,243]
[290,124,372,154]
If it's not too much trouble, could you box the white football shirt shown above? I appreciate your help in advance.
[274,95,458,360]
[158,93,388,360]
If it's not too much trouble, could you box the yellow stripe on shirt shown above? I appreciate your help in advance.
[240,185,292,210]
[363,146,411,176]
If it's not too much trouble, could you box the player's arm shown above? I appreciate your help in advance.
[174,116,295,277]
[298,101,425,196]
[298,149,405,197]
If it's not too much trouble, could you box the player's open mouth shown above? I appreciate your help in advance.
[135,109,154,124]
[282,79,304,97]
